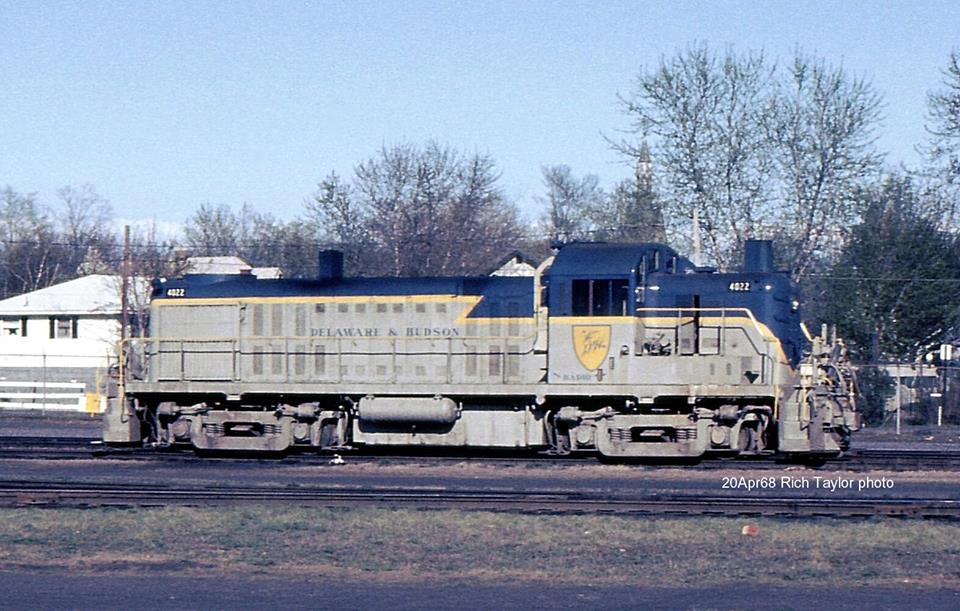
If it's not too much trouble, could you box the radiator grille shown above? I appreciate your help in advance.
[202,422,282,437]
[608,426,698,443]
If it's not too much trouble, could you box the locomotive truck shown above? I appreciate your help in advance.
[103,240,858,458]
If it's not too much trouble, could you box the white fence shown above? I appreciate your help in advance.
[0,348,113,414]
[0,381,101,413]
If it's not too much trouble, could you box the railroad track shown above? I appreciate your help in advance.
[1,479,956,520]
[841,448,960,471]
[2,437,960,471]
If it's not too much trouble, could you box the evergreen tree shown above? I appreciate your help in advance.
[822,175,960,362]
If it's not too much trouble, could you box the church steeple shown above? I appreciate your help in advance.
[635,140,653,191]
[631,139,665,243]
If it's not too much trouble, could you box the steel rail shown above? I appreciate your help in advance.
[0,480,957,519]
[1,438,959,471]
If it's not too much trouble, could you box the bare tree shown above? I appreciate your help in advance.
[615,45,773,268]
[432,152,523,275]
[55,184,117,276]
[309,142,523,277]
[244,216,320,278]
[537,164,604,243]
[766,52,883,277]
[921,50,960,227]
[305,172,373,273]
[616,45,883,276]
[355,142,452,276]
[926,51,960,178]
[0,187,62,297]
[183,203,252,256]
[184,203,327,278]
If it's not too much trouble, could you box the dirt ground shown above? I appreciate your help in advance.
[0,571,957,610]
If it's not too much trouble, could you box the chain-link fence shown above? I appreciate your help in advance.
[855,363,960,427]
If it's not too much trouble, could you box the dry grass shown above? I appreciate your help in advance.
[0,507,957,587]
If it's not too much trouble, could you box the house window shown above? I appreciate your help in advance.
[2,318,20,336]
[49,317,78,339]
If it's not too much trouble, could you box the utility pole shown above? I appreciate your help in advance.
[895,361,901,435]
[938,344,952,427]
[692,209,702,267]
[120,225,130,375]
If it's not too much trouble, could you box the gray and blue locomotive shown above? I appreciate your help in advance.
[103,240,858,458]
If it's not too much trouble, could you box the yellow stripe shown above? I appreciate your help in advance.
[461,318,535,325]
[549,316,634,324]
[154,294,477,307]
[154,293,539,329]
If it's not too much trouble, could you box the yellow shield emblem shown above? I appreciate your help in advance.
[572,325,611,371]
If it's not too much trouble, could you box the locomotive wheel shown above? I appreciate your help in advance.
[738,424,757,454]
[319,422,338,449]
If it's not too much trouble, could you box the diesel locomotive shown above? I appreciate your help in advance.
[103,240,859,458]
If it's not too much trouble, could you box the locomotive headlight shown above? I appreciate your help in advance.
[791,300,800,312]
[648,285,660,291]
[764,284,773,291]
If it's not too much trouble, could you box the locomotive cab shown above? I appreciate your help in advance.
[539,240,856,458]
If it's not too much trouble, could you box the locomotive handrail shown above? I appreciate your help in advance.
[125,331,540,343]
[125,334,538,384]
[634,306,772,339]
[635,306,780,352]
[634,306,781,385]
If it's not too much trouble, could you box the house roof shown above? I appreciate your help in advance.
[0,254,284,318]
[185,256,282,279]
[0,275,131,316]
[487,250,540,276]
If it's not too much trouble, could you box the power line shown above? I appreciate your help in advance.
[4,234,960,282]
[805,275,960,283]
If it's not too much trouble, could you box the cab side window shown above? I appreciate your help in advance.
[572,279,630,316]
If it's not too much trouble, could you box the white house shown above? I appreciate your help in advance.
[488,251,539,277]
[0,274,126,412]
[0,257,282,412]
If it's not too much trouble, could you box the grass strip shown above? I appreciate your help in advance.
[0,507,957,586]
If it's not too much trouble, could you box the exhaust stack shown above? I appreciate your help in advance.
[743,240,774,273]
[318,250,344,281]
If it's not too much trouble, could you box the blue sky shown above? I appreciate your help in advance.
[1,0,957,227]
